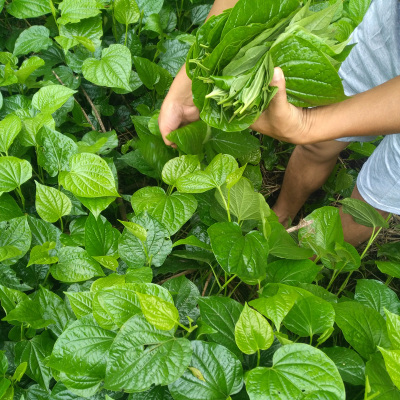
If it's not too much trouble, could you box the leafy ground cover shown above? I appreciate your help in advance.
[0,0,400,399]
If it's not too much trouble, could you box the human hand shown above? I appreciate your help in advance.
[251,67,313,145]
[159,66,200,148]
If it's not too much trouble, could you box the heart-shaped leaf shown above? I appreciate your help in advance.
[82,44,132,91]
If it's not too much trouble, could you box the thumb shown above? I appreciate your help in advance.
[269,67,288,107]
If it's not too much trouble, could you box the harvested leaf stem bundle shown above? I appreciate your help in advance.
[187,0,369,131]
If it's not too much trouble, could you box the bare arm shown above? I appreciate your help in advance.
[251,68,400,145]
[159,0,239,146]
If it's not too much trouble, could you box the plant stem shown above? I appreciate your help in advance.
[210,264,222,289]
[217,274,237,295]
[337,271,353,297]
[228,281,242,298]
[385,276,394,287]
[217,186,231,222]
[43,268,51,285]
[360,227,382,260]
[124,24,128,46]
[256,349,261,367]
[15,186,25,211]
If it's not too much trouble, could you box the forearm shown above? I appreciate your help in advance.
[208,0,239,17]
[305,75,400,143]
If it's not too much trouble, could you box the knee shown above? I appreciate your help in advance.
[296,141,347,163]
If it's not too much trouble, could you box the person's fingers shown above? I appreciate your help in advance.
[268,67,289,111]
[158,105,179,147]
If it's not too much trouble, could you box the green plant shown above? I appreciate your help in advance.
[0,0,399,400]
[185,0,369,131]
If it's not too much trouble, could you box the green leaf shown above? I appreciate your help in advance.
[132,187,197,236]
[321,346,365,386]
[208,129,260,159]
[7,0,52,18]
[104,314,192,392]
[57,372,102,397]
[32,85,76,115]
[169,340,243,400]
[126,267,153,284]
[2,298,53,329]
[12,362,27,382]
[177,153,238,193]
[0,283,29,314]
[349,0,372,24]
[77,196,116,218]
[50,246,105,282]
[162,155,200,186]
[298,206,344,255]
[37,285,75,336]
[250,283,310,332]
[173,235,212,251]
[13,26,52,57]
[376,261,400,279]
[283,295,335,338]
[85,213,119,257]
[246,344,345,400]
[0,216,31,265]
[128,386,173,400]
[64,291,94,319]
[340,197,389,228]
[0,115,22,154]
[208,222,268,284]
[93,283,171,328]
[130,186,164,210]
[59,153,119,198]
[48,314,116,378]
[137,292,180,330]
[133,56,172,94]
[379,347,400,391]
[15,56,45,84]
[82,44,132,91]
[355,279,400,316]
[56,17,102,53]
[365,353,400,400]
[162,275,200,326]
[15,331,55,390]
[119,220,147,242]
[0,193,23,223]
[78,130,118,155]
[198,296,243,358]
[235,303,274,355]
[0,246,22,263]
[36,126,78,177]
[114,0,140,25]
[334,301,391,359]
[58,0,102,24]
[136,0,163,18]
[385,309,400,349]
[167,121,209,155]
[20,112,55,148]
[0,156,32,194]
[0,378,11,399]
[271,35,346,107]
[118,212,172,268]
[226,165,246,190]
[27,242,58,267]
[0,351,8,375]
[216,178,270,222]
[266,259,321,285]
[35,182,72,223]
[159,38,192,76]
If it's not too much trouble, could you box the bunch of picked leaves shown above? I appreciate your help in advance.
[187,0,370,131]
